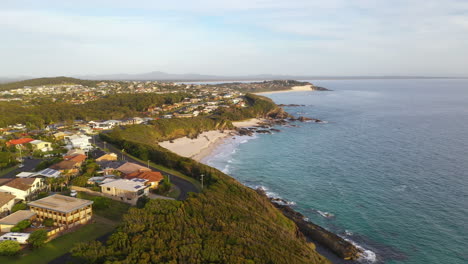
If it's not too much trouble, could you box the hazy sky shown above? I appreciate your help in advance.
[1,0,468,77]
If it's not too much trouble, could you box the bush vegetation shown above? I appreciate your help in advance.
[0,241,21,256]
[11,220,31,232]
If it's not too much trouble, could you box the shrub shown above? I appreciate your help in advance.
[11,202,27,213]
[43,218,54,227]
[11,219,31,232]
[0,240,21,256]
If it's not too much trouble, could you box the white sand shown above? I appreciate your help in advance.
[159,118,265,162]
[254,85,313,94]
[232,118,265,128]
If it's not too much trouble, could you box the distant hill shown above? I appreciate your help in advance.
[78,71,458,81]
[0,77,102,91]
[0,73,462,87]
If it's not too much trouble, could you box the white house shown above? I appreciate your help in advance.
[0,232,30,244]
[100,178,149,205]
[65,134,92,151]
[0,178,45,201]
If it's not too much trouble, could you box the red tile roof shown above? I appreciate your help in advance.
[126,171,164,183]
[7,138,34,145]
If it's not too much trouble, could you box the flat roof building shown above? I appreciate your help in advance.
[28,194,93,229]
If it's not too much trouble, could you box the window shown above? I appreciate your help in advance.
[107,187,111,191]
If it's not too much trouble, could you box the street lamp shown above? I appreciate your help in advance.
[201,174,204,190]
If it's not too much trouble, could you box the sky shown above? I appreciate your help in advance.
[1,0,468,77]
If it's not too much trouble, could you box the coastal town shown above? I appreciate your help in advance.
[0,78,323,259]
[0,77,358,264]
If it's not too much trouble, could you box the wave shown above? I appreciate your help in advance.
[249,185,296,206]
[316,210,335,219]
[341,237,378,263]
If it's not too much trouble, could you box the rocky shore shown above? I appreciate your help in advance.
[235,107,325,136]
[256,189,362,261]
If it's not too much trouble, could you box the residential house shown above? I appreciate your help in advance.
[100,178,149,205]
[97,160,126,175]
[116,162,151,176]
[34,168,61,178]
[28,194,93,229]
[95,153,118,162]
[63,154,87,167]
[0,210,36,232]
[49,160,80,175]
[6,138,34,147]
[65,149,85,157]
[0,192,16,217]
[0,178,45,201]
[65,134,92,151]
[0,232,30,244]
[30,140,53,152]
[125,171,164,189]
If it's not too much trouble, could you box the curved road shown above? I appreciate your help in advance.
[92,135,199,200]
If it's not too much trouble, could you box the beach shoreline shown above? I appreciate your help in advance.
[158,118,265,162]
[254,84,313,95]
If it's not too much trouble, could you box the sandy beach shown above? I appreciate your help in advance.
[159,118,264,162]
[254,84,313,95]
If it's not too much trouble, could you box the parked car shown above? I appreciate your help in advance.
[70,190,77,197]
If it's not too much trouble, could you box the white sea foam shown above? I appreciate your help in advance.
[317,210,335,218]
[342,237,378,263]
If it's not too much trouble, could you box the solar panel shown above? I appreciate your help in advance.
[134,185,141,189]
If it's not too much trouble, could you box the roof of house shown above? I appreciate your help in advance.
[50,160,79,170]
[65,149,86,156]
[96,153,118,161]
[117,162,151,175]
[126,171,163,183]
[16,172,36,178]
[30,140,49,145]
[2,178,37,191]
[97,160,126,170]
[100,178,148,192]
[0,210,36,225]
[0,192,16,207]
[28,194,93,213]
[7,138,34,145]
[65,154,87,163]
[35,168,61,178]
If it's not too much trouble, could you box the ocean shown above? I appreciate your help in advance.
[203,79,468,264]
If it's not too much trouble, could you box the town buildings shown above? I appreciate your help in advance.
[28,194,93,229]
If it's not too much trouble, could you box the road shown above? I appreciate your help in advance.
[0,158,42,179]
[92,135,199,200]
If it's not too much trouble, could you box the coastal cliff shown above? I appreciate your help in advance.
[256,190,362,260]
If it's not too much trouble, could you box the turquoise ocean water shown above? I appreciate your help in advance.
[203,79,468,264]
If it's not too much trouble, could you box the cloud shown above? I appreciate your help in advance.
[0,0,467,76]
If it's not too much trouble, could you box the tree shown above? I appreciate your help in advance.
[11,202,27,213]
[136,195,150,208]
[28,229,48,248]
[43,218,54,227]
[11,219,31,232]
[0,240,21,256]
[71,241,106,263]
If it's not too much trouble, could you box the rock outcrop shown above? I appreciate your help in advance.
[256,189,362,261]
